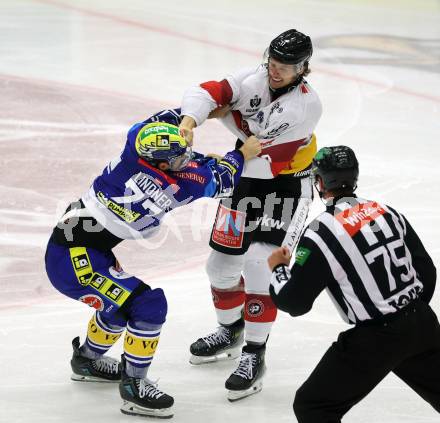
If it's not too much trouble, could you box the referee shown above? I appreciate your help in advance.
[268,146,439,422]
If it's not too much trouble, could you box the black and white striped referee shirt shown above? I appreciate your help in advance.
[270,195,437,324]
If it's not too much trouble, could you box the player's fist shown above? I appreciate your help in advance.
[179,116,197,146]
[268,246,291,271]
[239,136,262,161]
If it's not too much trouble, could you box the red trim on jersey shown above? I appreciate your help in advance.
[211,286,245,311]
[231,110,253,137]
[200,79,233,107]
[244,293,277,323]
[301,83,309,94]
[335,201,386,237]
[137,158,177,185]
[263,138,307,176]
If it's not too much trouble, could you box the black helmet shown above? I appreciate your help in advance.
[312,146,359,191]
[269,29,313,65]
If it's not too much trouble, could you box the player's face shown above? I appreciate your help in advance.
[169,147,192,171]
[268,58,300,89]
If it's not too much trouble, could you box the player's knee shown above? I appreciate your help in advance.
[128,287,168,325]
[243,242,277,292]
[206,249,244,289]
[246,242,277,263]
[98,311,127,329]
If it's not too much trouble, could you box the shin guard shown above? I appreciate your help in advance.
[85,312,125,356]
[211,277,245,325]
[124,322,162,373]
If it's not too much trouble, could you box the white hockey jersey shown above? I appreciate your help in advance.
[181,65,322,179]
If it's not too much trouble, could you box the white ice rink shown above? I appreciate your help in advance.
[1,0,439,421]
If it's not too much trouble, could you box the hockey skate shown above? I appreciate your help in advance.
[189,321,244,365]
[70,336,121,383]
[119,356,174,419]
[225,345,266,401]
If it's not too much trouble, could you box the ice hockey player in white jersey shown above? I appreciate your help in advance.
[179,30,322,401]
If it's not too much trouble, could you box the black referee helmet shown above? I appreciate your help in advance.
[312,146,359,191]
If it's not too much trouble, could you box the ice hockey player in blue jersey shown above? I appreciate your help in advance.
[44,108,261,418]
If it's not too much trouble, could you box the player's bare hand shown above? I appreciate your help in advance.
[179,116,196,146]
[208,105,232,119]
[179,127,193,146]
[239,136,262,161]
[268,246,291,271]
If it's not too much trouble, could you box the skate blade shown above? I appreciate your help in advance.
[71,373,120,383]
[120,400,173,419]
[189,346,241,365]
[227,379,263,402]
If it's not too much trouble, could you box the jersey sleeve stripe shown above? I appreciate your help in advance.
[200,79,233,107]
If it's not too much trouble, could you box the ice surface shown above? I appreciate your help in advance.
[0,0,439,421]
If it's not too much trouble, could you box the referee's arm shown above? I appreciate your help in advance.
[268,238,328,316]
[403,215,437,303]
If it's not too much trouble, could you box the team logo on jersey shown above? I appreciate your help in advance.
[250,95,261,109]
[211,204,246,248]
[79,294,104,311]
[256,110,264,124]
[246,299,264,317]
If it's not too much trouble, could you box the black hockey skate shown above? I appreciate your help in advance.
[225,344,266,401]
[189,320,244,365]
[70,336,121,383]
[119,356,174,418]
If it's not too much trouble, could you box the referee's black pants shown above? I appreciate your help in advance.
[294,300,440,423]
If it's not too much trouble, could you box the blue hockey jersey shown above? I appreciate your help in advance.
[81,109,244,239]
